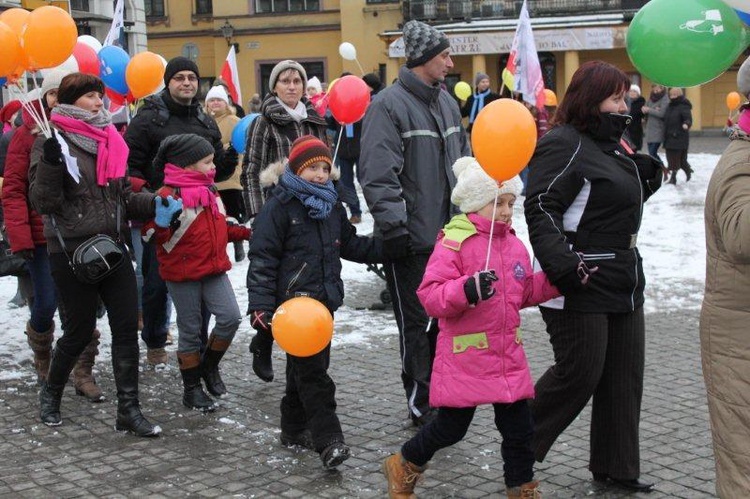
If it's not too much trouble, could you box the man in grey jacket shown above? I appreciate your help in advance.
[359,20,470,427]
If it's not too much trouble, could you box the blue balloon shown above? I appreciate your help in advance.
[0,77,6,87]
[231,113,260,153]
[98,46,130,95]
[736,9,750,26]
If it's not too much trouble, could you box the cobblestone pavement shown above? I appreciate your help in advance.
[0,134,725,498]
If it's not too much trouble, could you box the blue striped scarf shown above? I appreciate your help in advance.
[280,166,338,220]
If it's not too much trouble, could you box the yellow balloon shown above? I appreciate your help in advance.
[454,81,472,101]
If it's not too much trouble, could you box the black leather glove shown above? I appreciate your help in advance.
[250,310,273,332]
[553,254,599,294]
[224,145,239,168]
[463,270,498,305]
[383,234,412,262]
[15,249,34,261]
[42,131,63,165]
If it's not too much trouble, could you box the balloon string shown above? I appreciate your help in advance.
[354,58,365,76]
[14,78,49,139]
[484,192,498,271]
[30,73,51,138]
[332,124,344,165]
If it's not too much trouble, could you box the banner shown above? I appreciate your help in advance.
[220,45,242,106]
[103,0,125,47]
[502,0,545,110]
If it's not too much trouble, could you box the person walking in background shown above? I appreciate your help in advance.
[29,73,165,437]
[359,20,470,427]
[125,56,239,368]
[701,55,750,498]
[627,84,645,152]
[663,87,693,184]
[524,61,664,493]
[642,83,669,160]
[204,84,247,262]
[248,93,262,114]
[246,136,381,469]
[143,134,250,413]
[461,72,500,133]
[383,158,558,499]
[241,59,327,383]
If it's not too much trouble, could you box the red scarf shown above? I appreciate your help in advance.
[50,114,128,186]
[163,163,219,216]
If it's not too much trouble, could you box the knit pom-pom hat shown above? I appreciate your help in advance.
[154,133,214,171]
[450,156,522,213]
[288,135,332,175]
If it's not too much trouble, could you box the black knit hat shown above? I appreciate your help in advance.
[154,133,214,170]
[57,73,105,106]
[403,20,450,69]
[164,56,200,86]
[362,73,382,91]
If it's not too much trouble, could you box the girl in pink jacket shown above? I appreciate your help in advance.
[383,157,559,499]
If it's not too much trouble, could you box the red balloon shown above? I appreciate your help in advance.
[73,42,98,76]
[327,74,370,124]
[106,87,126,112]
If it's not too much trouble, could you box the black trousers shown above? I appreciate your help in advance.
[384,254,438,420]
[665,149,691,177]
[280,344,343,452]
[401,401,535,487]
[532,307,645,480]
[48,251,139,356]
[218,188,247,223]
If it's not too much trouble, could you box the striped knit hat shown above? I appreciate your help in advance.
[288,135,331,175]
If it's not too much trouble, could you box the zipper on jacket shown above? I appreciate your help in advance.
[614,149,643,311]
[286,262,308,294]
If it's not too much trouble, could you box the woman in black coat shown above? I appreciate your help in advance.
[524,61,663,493]
[627,84,645,151]
[663,87,693,184]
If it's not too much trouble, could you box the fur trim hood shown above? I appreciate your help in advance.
[259,159,340,188]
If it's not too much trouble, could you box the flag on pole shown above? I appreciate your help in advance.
[501,0,545,110]
[220,46,242,106]
[103,0,125,47]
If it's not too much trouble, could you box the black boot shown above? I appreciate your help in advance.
[39,347,78,426]
[201,334,231,397]
[668,170,677,184]
[112,345,161,437]
[249,332,274,382]
[178,351,217,412]
[233,241,245,263]
[685,165,693,182]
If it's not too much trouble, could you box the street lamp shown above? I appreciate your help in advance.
[221,20,239,53]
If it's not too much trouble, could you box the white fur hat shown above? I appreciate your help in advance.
[629,84,641,96]
[205,85,229,104]
[450,157,523,213]
[307,76,322,92]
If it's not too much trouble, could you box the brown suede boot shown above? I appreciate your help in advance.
[73,329,104,402]
[506,480,542,499]
[25,321,54,385]
[383,452,425,499]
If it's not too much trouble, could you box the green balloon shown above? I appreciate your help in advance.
[627,0,750,87]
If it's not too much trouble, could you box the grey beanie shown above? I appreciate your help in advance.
[163,56,200,86]
[738,56,750,98]
[474,72,489,87]
[269,60,307,91]
[154,133,214,170]
[403,20,450,69]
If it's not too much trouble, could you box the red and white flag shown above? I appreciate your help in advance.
[501,0,545,110]
[220,45,242,106]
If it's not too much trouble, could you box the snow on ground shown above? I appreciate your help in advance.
[0,152,718,379]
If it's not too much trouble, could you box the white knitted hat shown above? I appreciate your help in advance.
[307,76,322,92]
[629,84,641,96]
[450,157,523,213]
[205,85,229,104]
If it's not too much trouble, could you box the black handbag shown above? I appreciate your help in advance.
[51,203,126,284]
[0,226,28,277]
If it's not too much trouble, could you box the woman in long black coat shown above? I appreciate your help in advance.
[663,87,693,184]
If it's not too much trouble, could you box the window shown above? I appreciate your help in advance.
[366,0,398,3]
[255,0,320,13]
[196,0,212,15]
[259,60,324,97]
[145,0,165,17]
[71,0,89,10]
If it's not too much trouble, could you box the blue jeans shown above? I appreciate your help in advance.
[27,245,57,333]
[647,142,661,160]
[336,157,361,217]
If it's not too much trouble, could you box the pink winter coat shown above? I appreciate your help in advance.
[417,213,560,408]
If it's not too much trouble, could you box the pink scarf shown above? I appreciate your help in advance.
[50,114,128,186]
[739,108,750,135]
[163,163,219,215]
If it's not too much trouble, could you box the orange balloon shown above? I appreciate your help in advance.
[726,91,741,111]
[0,8,29,36]
[272,297,333,357]
[21,6,77,70]
[0,21,22,79]
[471,99,537,182]
[126,51,166,99]
[543,88,557,107]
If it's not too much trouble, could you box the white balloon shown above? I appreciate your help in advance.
[157,54,167,68]
[78,35,102,53]
[723,0,750,12]
[338,42,357,61]
[39,55,79,78]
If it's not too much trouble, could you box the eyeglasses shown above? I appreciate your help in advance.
[172,74,198,83]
